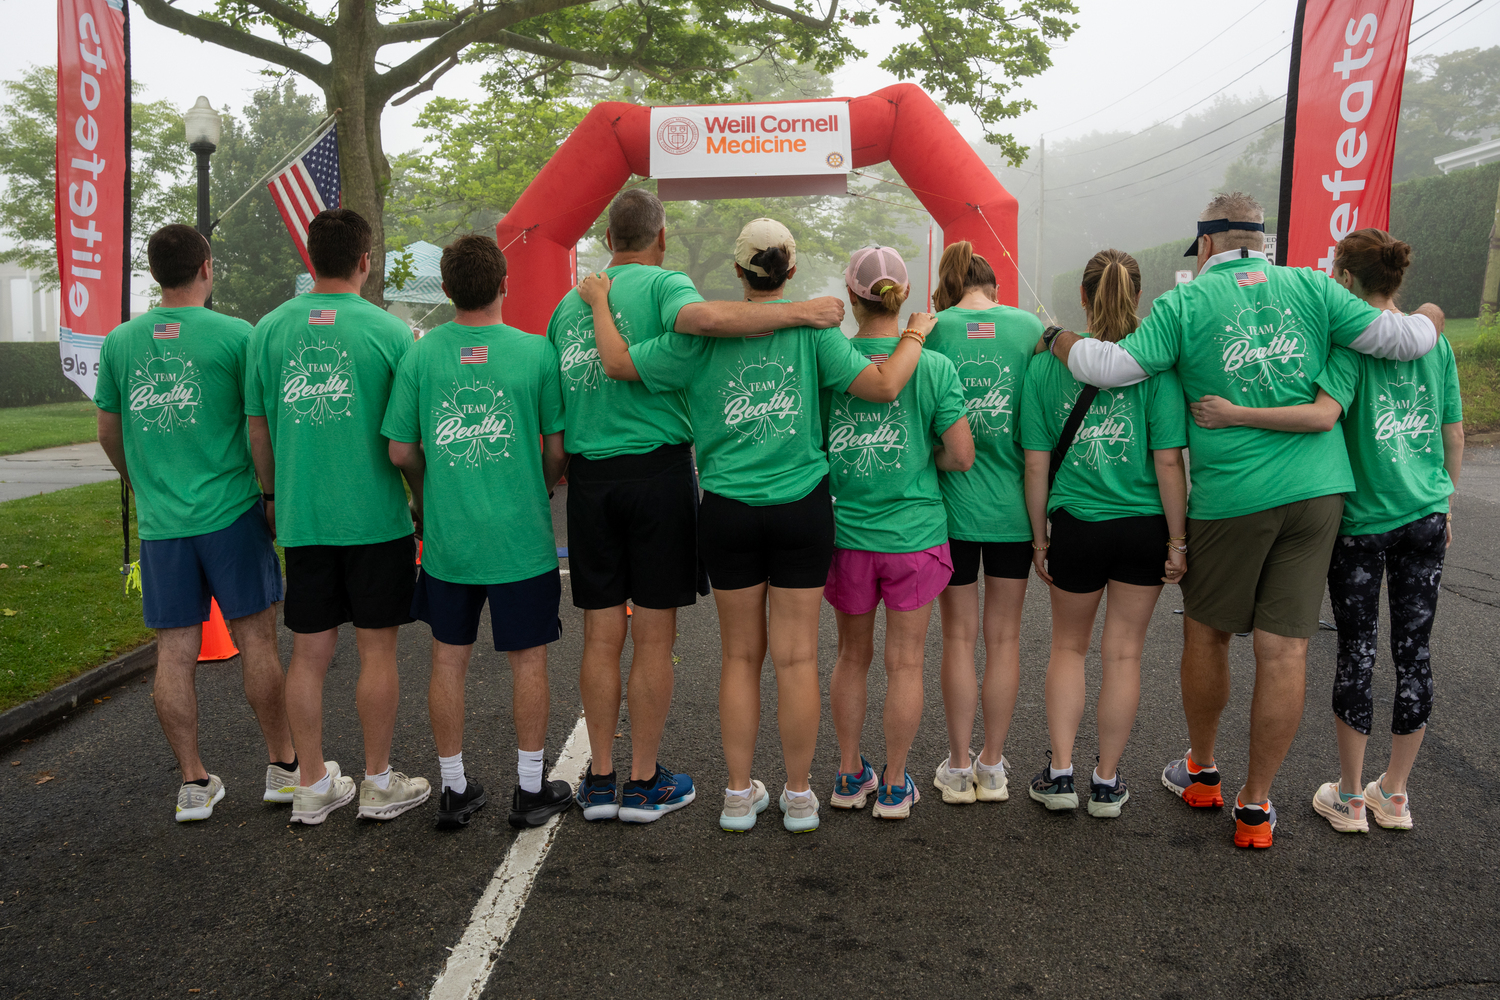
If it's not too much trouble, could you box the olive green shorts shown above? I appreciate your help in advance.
[1181,493,1344,639]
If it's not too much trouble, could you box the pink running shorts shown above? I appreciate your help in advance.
[824,542,953,615]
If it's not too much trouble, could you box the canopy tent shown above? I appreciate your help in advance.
[295,240,446,303]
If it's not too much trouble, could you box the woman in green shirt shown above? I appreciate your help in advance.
[578,218,933,834]
[1021,249,1188,818]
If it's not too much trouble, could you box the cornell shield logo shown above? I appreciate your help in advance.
[655,117,699,155]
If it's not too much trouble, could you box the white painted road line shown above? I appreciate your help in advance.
[428,715,591,1000]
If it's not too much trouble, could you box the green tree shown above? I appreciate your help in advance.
[1393,46,1500,184]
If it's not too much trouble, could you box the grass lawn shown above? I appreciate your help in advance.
[0,480,150,712]
[1444,317,1483,351]
[0,401,98,457]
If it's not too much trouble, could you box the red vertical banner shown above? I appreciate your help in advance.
[1278,0,1414,273]
[56,0,128,398]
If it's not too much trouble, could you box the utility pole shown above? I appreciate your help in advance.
[1482,171,1500,328]
[1034,135,1045,316]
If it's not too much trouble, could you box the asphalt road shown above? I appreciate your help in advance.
[2,455,1498,999]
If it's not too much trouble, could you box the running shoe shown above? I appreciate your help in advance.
[830,756,878,810]
[575,767,620,821]
[358,771,432,821]
[619,764,696,823]
[779,787,821,833]
[264,763,299,804]
[291,762,356,825]
[1028,762,1079,811]
[872,771,920,820]
[1233,796,1277,848]
[509,776,575,829]
[436,777,488,830]
[933,755,978,805]
[1161,752,1225,808]
[175,775,225,823]
[975,756,1011,802]
[720,780,770,832]
[1087,770,1130,818]
[1312,781,1368,833]
[1364,774,1413,830]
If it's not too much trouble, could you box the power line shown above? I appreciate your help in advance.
[1410,0,1464,26]
[1409,0,1498,49]
[1066,117,1286,200]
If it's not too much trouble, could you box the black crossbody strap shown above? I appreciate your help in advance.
[1048,385,1100,490]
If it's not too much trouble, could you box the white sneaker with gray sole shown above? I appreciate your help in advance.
[264,763,301,803]
[291,762,356,825]
[358,771,431,821]
[176,775,226,823]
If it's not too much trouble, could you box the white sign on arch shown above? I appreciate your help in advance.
[649,101,851,199]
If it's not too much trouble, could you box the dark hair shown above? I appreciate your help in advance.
[1334,228,1412,300]
[441,235,508,311]
[307,208,372,280]
[147,224,210,289]
[1080,249,1141,343]
[933,241,996,311]
[742,247,792,292]
[607,188,666,252]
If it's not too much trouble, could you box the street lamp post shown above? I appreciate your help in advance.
[183,96,222,308]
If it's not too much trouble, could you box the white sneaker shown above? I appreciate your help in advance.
[934,756,978,805]
[291,762,356,825]
[1364,774,1413,830]
[176,775,226,823]
[1312,781,1369,833]
[720,780,770,833]
[264,763,300,803]
[358,771,432,821]
[975,756,1011,802]
[779,787,820,833]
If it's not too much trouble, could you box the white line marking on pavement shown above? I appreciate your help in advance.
[428,715,591,1000]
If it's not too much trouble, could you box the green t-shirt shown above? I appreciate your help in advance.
[94,306,260,541]
[244,292,413,547]
[1020,340,1188,520]
[381,322,565,585]
[924,304,1043,542]
[820,338,968,553]
[1315,340,1462,536]
[631,317,873,505]
[1119,259,1381,519]
[546,263,702,460]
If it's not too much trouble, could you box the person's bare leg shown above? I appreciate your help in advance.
[1095,582,1161,779]
[428,638,474,758]
[153,625,207,782]
[881,603,933,782]
[767,586,824,793]
[625,606,677,780]
[715,584,768,791]
[285,628,339,785]
[1382,728,1426,795]
[1242,629,1308,804]
[830,609,877,774]
[978,577,1028,766]
[226,606,294,763]
[1334,717,1369,794]
[1043,587,1103,771]
[509,645,550,754]
[354,625,401,778]
[1181,617,1232,767]
[579,606,628,777]
[937,583,978,768]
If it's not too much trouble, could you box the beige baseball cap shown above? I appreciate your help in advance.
[734,218,797,277]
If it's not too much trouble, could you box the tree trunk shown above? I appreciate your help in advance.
[327,0,390,308]
[1482,171,1500,327]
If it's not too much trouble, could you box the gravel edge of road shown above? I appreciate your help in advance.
[0,640,159,749]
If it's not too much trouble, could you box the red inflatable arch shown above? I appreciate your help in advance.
[496,83,1019,334]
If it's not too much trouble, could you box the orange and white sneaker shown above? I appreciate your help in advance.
[1233,797,1277,848]
[1312,781,1368,833]
[1364,774,1413,830]
[1161,752,1225,808]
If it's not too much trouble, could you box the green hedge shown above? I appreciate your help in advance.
[0,343,89,408]
[1050,238,1191,329]
[1390,162,1500,318]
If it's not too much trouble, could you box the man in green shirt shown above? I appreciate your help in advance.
[384,235,574,831]
[245,209,429,826]
[95,224,295,824]
[1045,192,1445,849]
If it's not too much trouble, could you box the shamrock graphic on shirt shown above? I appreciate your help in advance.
[955,355,1016,437]
[556,312,605,393]
[1216,300,1309,392]
[128,350,201,432]
[282,338,354,424]
[826,396,908,476]
[1062,391,1135,470]
[1371,368,1439,463]
[432,379,514,466]
[720,355,802,442]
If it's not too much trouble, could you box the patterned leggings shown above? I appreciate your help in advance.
[1327,512,1447,736]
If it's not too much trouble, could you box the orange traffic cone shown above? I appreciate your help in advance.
[198,598,239,661]
[416,539,423,566]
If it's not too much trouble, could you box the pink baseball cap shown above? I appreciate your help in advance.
[845,246,908,301]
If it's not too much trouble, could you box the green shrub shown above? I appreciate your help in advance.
[1390,162,1500,318]
[1049,238,1193,330]
[0,343,89,408]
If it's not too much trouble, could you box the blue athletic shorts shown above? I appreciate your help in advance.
[139,500,283,629]
[411,567,562,651]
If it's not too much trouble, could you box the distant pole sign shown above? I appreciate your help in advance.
[649,101,852,200]
[1175,270,1193,285]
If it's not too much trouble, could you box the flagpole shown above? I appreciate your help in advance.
[1274,0,1308,265]
[211,109,339,231]
[120,0,131,325]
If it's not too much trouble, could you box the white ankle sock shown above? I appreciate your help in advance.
[947,757,973,775]
[726,786,753,798]
[366,767,392,790]
[976,757,1006,774]
[784,786,814,802]
[439,752,466,794]
[1093,768,1117,787]
[306,771,332,795]
[1049,764,1074,780]
[518,749,544,794]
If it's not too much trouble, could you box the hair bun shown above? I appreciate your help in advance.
[1381,240,1412,270]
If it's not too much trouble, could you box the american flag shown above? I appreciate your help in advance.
[966,322,995,339]
[867,353,890,363]
[152,323,180,339]
[268,126,341,276]
[460,346,488,364]
[1235,271,1268,288]
[308,309,337,325]
[747,331,773,338]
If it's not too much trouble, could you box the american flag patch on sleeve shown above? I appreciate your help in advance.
[460,346,488,364]
[966,322,995,338]
[152,323,180,339]
[866,353,890,363]
[1235,271,1268,288]
[308,309,337,325]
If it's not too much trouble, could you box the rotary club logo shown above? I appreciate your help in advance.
[655,117,699,155]
[826,152,845,168]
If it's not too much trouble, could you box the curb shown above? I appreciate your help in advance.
[0,641,160,749]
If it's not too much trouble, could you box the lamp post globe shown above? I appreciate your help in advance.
[184,96,221,308]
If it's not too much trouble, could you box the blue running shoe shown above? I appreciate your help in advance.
[872,771,919,820]
[830,756,878,810]
[575,767,619,821]
[618,764,695,823]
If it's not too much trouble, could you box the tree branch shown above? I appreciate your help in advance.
[746,0,839,31]
[391,54,462,106]
[245,0,332,43]
[132,0,330,86]
[491,30,616,69]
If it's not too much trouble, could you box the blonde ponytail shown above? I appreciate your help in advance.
[1081,250,1140,343]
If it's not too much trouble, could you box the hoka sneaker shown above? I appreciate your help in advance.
[358,771,431,821]
[291,763,356,825]
[264,763,299,803]
[1087,770,1130,818]
[779,787,821,833]
[1364,775,1413,830]
[508,776,575,829]
[975,756,1011,802]
[175,775,225,823]
[872,771,920,820]
[1312,781,1368,833]
[933,756,978,805]
[720,780,770,832]
[619,764,696,823]
[830,757,878,809]
[1161,752,1225,808]
[575,767,620,821]
[1029,764,1079,811]
[1233,797,1277,848]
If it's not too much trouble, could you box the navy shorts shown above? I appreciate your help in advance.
[140,500,283,629]
[411,567,562,651]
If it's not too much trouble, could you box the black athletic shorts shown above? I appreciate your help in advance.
[411,567,561,651]
[565,443,707,610]
[283,534,417,634]
[1047,508,1168,594]
[948,538,1032,586]
[698,477,835,591]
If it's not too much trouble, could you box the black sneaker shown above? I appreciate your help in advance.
[1028,755,1079,811]
[509,776,575,829]
[436,777,488,829]
[1087,769,1130,818]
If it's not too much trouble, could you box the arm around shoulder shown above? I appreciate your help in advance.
[1348,308,1441,361]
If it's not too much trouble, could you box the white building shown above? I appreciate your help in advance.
[0,262,61,342]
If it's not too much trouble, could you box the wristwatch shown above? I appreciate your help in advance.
[261,492,275,502]
[1042,326,1065,352]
